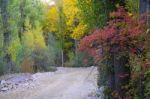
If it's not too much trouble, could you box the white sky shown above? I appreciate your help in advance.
[41,0,55,6]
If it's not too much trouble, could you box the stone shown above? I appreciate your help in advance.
[1,87,8,92]
[0,80,6,85]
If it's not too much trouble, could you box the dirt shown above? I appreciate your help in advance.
[0,67,98,99]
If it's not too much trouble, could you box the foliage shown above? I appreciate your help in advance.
[0,50,5,75]
[48,33,62,66]
[61,0,88,40]
[80,7,148,58]
[43,6,59,33]
[77,0,115,30]
[32,48,57,72]
[8,39,22,63]
[63,0,79,29]
[126,0,139,14]
[79,6,150,98]
[71,22,87,40]
[65,51,94,67]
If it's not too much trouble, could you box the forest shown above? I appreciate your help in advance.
[0,0,150,99]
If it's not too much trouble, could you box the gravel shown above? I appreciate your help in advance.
[0,67,98,99]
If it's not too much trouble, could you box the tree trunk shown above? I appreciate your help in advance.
[139,1,150,98]
[112,45,130,98]
[108,54,115,92]
[19,0,26,42]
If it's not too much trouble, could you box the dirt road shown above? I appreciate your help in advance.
[0,67,98,99]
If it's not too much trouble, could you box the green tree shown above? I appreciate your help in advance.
[0,0,14,73]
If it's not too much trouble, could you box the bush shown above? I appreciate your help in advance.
[65,51,94,67]
[0,50,4,75]
[32,48,57,72]
[48,33,62,66]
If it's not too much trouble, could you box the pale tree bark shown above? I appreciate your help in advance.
[57,0,65,67]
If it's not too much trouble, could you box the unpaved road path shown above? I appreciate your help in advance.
[0,67,98,99]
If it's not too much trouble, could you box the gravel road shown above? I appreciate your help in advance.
[0,67,98,99]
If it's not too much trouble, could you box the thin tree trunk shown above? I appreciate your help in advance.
[75,40,79,65]
[140,69,145,99]
[61,50,64,67]
[57,0,65,67]
[108,54,115,93]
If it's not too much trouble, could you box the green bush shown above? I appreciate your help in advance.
[48,33,62,66]
[0,50,4,76]
[65,51,94,67]
[32,48,57,72]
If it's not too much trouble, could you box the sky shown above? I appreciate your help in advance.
[41,0,55,6]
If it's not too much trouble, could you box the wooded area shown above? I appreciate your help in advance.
[0,0,150,98]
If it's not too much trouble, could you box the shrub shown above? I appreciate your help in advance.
[0,49,4,75]
[32,48,57,72]
[65,51,94,67]
[79,7,149,98]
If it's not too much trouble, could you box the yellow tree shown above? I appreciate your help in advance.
[43,5,59,33]
[62,0,88,65]
[63,0,87,40]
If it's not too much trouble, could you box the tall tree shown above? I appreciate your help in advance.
[18,0,26,42]
[0,0,13,73]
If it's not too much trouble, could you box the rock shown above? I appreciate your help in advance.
[86,97,101,99]
[1,87,8,92]
[0,74,35,93]
[0,80,6,85]
[14,83,17,86]
[96,86,104,98]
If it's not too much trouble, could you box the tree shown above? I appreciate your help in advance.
[18,0,26,42]
[77,0,125,30]
[0,0,14,73]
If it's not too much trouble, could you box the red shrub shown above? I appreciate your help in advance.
[79,7,149,59]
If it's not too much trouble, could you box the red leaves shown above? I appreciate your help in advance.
[80,7,148,60]
[79,25,116,56]
[129,48,137,54]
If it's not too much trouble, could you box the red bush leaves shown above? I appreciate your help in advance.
[79,7,148,58]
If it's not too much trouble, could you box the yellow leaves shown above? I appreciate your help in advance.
[63,0,79,27]
[62,0,88,39]
[23,19,46,50]
[63,0,79,16]
[32,26,46,49]
[45,6,58,32]
[71,23,87,40]
[23,29,34,49]
[8,39,22,62]
[44,0,88,40]
[24,27,46,49]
